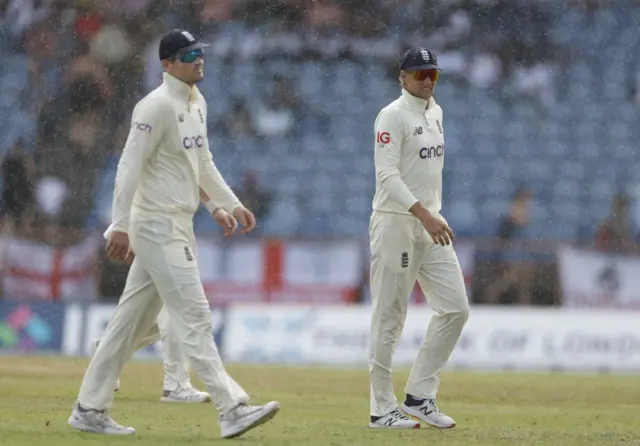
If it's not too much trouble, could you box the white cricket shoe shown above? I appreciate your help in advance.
[92,340,120,392]
[68,405,135,435]
[369,408,421,429]
[219,401,280,439]
[160,386,212,403]
[401,398,456,429]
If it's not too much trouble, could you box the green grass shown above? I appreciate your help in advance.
[1,356,640,445]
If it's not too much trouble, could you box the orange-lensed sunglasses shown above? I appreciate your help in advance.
[411,69,439,82]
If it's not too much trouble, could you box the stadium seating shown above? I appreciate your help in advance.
[1,3,639,240]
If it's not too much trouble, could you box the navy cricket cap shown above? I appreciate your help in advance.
[400,47,441,71]
[159,29,209,60]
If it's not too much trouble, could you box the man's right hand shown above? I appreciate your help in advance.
[233,206,256,234]
[410,202,454,246]
[212,208,238,236]
[106,231,132,263]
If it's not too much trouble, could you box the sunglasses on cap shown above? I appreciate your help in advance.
[177,49,204,63]
[411,69,439,82]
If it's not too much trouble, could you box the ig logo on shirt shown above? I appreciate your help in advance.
[183,135,204,149]
[376,132,390,144]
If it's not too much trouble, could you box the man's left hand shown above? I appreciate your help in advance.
[212,208,237,236]
[233,206,256,234]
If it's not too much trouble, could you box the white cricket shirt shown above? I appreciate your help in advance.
[110,72,241,234]
[372,88,445,216]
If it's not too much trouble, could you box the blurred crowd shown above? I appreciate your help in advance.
[0,0,614,237]
[0,0,639,304]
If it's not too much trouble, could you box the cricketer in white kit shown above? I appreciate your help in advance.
[92,288,211,403]
[368,47,469,429]
[68,29,279,438]
[97,190,232,403]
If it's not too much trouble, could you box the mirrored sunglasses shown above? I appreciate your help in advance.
[179,49,204,63]
[412,69,439,82]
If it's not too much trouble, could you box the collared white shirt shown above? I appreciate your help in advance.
[372,88,445,216]
[110,72,240,234]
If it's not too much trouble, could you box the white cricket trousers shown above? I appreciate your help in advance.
[77,214,248,413]
[134,306,195,391]
[368,211,469,417]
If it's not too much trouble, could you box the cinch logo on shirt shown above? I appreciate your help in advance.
[133,122,152,133]
[183,135,204,149]
[419,145,444,159]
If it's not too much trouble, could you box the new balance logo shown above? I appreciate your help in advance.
[436,120,443,134]
[419,406,434,416]
[401,252,409,268]
[184,247,193,261]
[414,126,423,135]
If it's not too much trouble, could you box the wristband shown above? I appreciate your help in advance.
[205,200,219,214]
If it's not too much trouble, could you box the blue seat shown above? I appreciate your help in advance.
[553,179,579,202]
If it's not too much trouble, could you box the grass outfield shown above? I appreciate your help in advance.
[1,357,640,445]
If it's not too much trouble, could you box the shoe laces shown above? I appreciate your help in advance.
[236,403,260,416]
[223,403,256,420]
[418,399,442,416]
[387,408,411,422]
[93,410,121,428]
[173,386,198,397]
